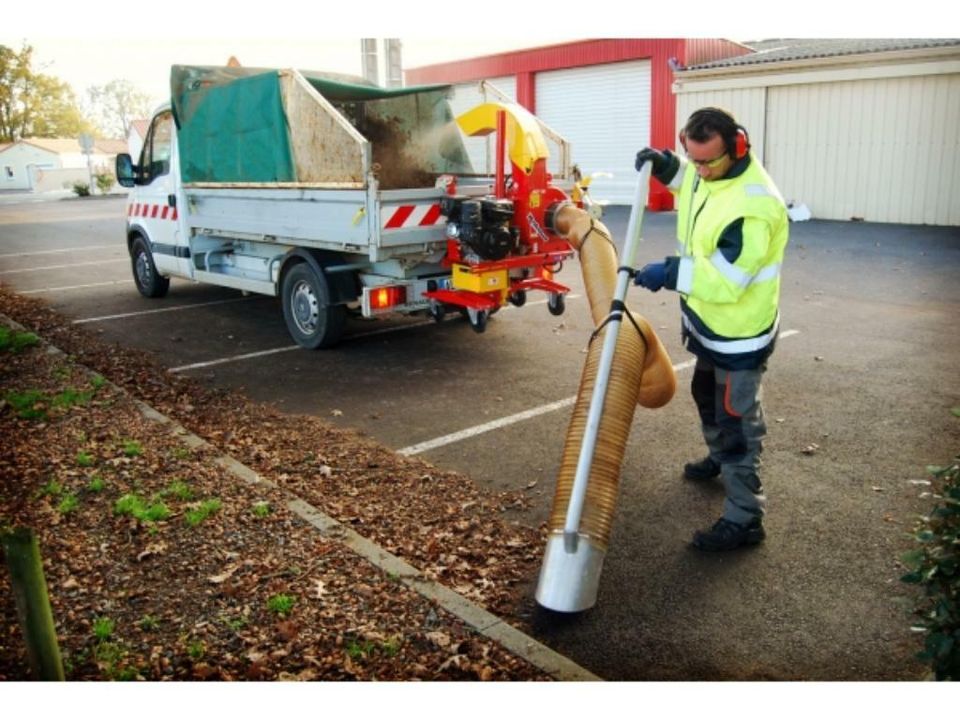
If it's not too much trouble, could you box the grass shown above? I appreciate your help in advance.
[266,594,296,617]
[92,616,115,642]
[75,451,95,467]
[184,498,221,527]
[0,326,39,353]
[171,447,191,460]
[252,501,272,518]
[346,638,375,660]
[138,615,159,632]
[57,494,80,514]
[121,440,143,457]
[52,388,93,408]
[162,480,194,502]
[4,389,47,420]
[38,479,63,498]
[87,476,105,493]
[114,494,171,524]
[90,374,107,390]
[187,639,205,660]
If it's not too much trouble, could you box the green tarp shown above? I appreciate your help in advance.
[171,65,470,186]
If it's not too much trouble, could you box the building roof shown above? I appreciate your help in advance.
[684,38,960,70]
[9,137,128,155]
[130,119,150,140]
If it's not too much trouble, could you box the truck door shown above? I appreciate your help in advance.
[131,110,190,277]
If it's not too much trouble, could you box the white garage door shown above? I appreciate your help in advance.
[536,60,651,204]
[446,76,516,174]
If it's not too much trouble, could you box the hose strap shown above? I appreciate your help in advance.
[579,220,617,256]
[589,305,650,349]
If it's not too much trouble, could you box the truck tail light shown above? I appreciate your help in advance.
[370,285,407,311]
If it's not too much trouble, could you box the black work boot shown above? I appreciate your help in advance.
[683,456,721,481]
[691,517,765,551]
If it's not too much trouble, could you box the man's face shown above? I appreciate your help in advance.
[684,133,734,181]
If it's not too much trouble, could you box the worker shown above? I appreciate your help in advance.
[633,107,788,551]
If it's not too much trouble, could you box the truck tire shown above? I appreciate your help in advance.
[130,236,170,298]
[281,262,346,349]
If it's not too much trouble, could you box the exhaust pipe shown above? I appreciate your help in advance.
[536,166,676,612]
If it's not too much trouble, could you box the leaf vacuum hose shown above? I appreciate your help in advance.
[535,172,676,612]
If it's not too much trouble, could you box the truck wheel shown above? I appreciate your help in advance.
[548,292,566,317]
[130,236,170,298]
[508,290,527,307]
[281,262,346,349]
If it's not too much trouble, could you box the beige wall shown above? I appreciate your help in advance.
[674,53,960,225]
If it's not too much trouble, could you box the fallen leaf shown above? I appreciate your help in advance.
[208,564,240,584]
[330,409,343,417]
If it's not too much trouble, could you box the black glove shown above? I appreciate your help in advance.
[635,147,670,174]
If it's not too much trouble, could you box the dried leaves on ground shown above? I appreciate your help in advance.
[0,286,550,680]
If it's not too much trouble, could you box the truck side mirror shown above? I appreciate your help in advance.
[116,153,137,188]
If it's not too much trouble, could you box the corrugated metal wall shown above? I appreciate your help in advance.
[765,73,960,225]
[676,68,960,225]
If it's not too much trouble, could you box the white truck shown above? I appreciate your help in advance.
[116,66,579,348]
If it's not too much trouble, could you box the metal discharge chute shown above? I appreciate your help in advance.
[537,167,676,612]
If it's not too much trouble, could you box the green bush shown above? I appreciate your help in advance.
[94,171,114,194]
[902,456,960,680]
[72,182,90,197]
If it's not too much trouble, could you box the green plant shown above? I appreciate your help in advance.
[5,389,47,420]
[252,501,272,518]
[184,498,221,527]
[72,181,90,197]
[75,451,95,468]
[94,171,114,194]
[162,480,194,502]
[38,479,63,498]
[902,456,960,680]
[114,494,170,524]
[346,638,375,660]
[121,440,143,457]
[0,326,39,353]
[58,494,80,514]
[171,447,191,460]
[90,374,107,390]
[88,476,105,493]
[381,636,402,657]
[93,616,115,641]
[221,615,247,633]
[266,593,296,617]
[52,388,93,408]
[187,639,205,660]
[138,615,159,631]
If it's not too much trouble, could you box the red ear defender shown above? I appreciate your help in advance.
[733,127,749,159]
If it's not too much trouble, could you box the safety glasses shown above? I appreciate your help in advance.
[687,150,728,169]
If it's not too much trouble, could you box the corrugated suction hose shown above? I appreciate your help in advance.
[548,204,676,553]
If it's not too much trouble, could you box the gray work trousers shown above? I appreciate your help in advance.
[691,357,767,524]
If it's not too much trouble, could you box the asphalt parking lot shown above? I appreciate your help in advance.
[2,193,958,680]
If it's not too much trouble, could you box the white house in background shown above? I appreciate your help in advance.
[0,137,128,192]
[127,119,150,162]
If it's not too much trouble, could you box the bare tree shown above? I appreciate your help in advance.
[87,79,152,138]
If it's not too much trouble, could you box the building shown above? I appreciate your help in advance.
[674,38,960,225]
[0,137,127,192]
[405,39,749,209]
[408,38,960,226]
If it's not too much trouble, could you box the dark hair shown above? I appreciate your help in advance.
[683,107,744,157]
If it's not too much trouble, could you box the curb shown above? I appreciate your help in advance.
[1,313,600,682]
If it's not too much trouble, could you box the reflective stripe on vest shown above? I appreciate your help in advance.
[675,253,781,295]
[683,312,780,354]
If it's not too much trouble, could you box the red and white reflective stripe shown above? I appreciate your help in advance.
[127,203,178,221]
[382,204,443,230]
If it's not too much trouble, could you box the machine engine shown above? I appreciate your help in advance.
[440,195,518,261]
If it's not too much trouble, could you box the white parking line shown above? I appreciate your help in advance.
[166,320,437,373]
[397,329,802,456]
[167,294,586,374]
[71,297,254,324]
[0,244,119,258]
[20,280,135,295]
[0,258,126,275]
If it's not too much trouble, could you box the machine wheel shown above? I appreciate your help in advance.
[508,290,527,307]
[429,300,446,323]
[130,236,170,298]
[548,292,566,316]
[281,262,346,349]
[466,308,488,334]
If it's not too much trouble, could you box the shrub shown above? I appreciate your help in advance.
[72,182,90,197]
[901,456,960,680]
[94,171,114,194]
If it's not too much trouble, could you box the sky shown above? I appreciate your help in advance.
[2,2,950,120]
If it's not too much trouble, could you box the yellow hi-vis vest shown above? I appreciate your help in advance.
[666,154,789,369]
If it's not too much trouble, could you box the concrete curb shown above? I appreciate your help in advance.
[1,313,600,682]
